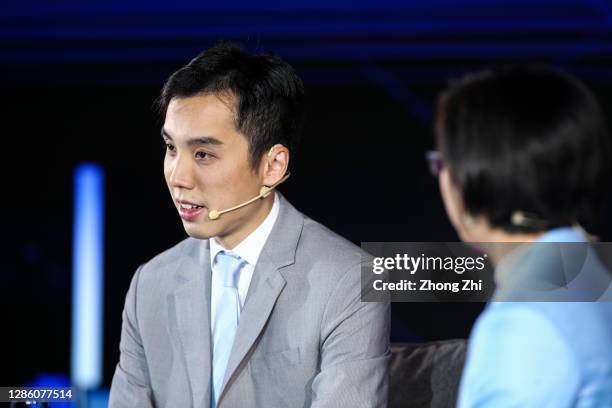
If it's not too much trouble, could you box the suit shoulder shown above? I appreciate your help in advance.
[299,216,371,267]
[136,237,200,284]
[143,237,198,268]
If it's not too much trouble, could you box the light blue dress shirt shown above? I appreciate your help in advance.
[458,227,612,408]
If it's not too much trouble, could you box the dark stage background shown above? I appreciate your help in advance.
[2,0,612,391]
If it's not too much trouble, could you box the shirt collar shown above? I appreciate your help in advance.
[493,226,588,292]
[209,192,280,267]
[534,226,587,243]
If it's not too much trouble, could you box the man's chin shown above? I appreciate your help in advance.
[182,222,216,240]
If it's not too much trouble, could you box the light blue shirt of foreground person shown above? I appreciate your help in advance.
[458,227,612,408]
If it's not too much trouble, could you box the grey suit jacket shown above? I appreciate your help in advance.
[109,194,390,408]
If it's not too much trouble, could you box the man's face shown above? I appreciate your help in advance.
[162,93,268,247]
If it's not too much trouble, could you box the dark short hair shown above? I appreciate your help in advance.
[157,43,305,169]
[436,66,610,232]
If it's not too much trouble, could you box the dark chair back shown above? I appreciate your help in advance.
[389,339,467,408]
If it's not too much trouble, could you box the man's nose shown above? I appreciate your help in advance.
[167,155,195,190]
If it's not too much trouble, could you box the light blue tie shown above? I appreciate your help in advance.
[211,251,244,407]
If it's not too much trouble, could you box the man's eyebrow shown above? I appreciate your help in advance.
[161,129,223,147]
[161,128,173,140]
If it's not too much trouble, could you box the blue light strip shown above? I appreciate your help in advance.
[71,163,105,390]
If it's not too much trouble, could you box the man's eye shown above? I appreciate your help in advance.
[195,151,210,159]
[164,143,175,152]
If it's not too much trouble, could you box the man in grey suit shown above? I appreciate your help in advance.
[109,43,390,408]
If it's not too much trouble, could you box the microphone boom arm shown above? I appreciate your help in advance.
[208,172,291,220]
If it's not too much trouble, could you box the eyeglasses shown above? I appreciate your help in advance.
[425,150,444,177]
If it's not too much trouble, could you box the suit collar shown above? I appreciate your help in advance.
[257,192,304,269]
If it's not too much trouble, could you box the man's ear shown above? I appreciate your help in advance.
[261,144,289,186]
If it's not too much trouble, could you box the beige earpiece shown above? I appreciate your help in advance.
[462,215,475,228]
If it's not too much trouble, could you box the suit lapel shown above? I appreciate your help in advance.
[220,257,286,394]
[219,193,305,401]
[171,239,213,408]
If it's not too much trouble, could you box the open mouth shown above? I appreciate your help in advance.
[177,200,207,221]
[179,203,204,210]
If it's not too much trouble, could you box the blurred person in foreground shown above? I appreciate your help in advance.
[430,66,612,407]
[108,43,390,408]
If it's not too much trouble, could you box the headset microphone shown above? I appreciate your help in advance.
[207,172,290,220]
